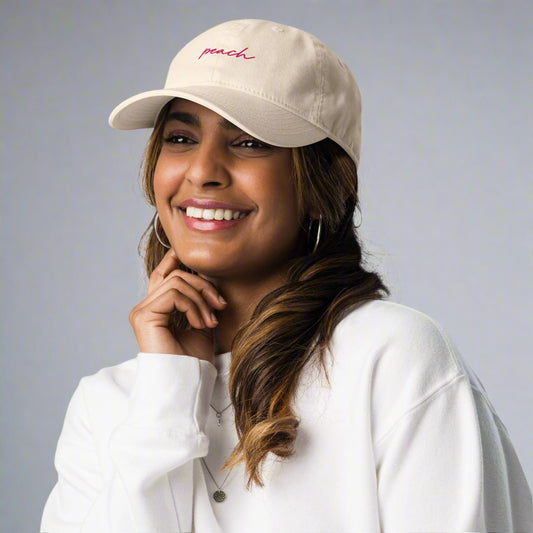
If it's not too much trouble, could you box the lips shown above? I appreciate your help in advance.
[178,198,251,231]
[186,206,247,221]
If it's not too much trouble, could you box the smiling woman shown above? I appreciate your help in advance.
[154,99,301,286]
[40,19,532,533]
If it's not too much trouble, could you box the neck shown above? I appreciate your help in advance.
[209,270,289,355]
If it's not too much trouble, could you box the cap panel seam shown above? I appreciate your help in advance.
[314,40,326,125]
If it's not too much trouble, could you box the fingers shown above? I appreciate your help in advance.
[148,249,225,308]
[139,288,209,330]
[147,248,182,295]
[130,248,226,358]
[144,248,227,330]
[143,273,221,329]
[165,270,226,309]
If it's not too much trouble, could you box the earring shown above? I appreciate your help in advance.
[309,215,322,254]
[153,212,171,249]
[354,206,363,228]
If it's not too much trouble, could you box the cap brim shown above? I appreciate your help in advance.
[108,86,328,149]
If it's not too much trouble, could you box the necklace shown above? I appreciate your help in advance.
[210,401,232,427]
[201,458,232,502]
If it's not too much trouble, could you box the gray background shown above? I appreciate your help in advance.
[1,1,531,530]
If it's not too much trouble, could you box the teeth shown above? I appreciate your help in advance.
[185,206,246,221]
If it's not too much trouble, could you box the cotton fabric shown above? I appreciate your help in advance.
[109,19,362,167]
[41,300,533,532]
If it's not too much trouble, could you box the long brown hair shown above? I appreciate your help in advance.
[138,100,389,487]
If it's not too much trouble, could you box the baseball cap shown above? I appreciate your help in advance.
[109,19,362,166]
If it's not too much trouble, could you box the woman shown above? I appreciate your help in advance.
[41,19,532,533]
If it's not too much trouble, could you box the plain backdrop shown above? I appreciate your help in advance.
[1,1,531,530]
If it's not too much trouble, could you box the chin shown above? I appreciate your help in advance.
[179,255,237,279]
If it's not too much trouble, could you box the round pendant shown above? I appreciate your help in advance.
[213,490,226,502]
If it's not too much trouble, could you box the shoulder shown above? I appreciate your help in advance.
[328,300,478,439]
[331,299,463,374]
[335,299,455,348]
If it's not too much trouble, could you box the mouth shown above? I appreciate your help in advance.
[182,206,248,221]
[176,199,252,231]
[177,202,251,232]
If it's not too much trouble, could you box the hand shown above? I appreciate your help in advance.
[129,248,227,363]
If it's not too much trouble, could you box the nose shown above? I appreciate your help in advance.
[184,140,231,189]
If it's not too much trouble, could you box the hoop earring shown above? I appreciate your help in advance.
[153,212,171,249]
[354,206,363,228]
[309,215,322,254]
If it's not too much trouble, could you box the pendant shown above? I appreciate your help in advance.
[213,490,226,502]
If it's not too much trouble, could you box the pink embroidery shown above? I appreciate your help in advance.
[198,47,255,60]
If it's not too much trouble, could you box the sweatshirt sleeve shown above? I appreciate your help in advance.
[40,353,217,533]
[374,373,533,532]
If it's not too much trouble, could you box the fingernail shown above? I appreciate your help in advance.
[211,312,218,325]
[218,295,227,305]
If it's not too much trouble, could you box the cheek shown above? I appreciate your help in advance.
[153,156,179,202]
[257,173,301,239]
[272,172,300,222]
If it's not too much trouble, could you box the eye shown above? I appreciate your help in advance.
[163,134,195,144]
[235,137,270,149]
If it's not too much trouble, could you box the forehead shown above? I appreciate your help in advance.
[165,98,239,131]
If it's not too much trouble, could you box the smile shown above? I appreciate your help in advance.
[185,206,247,221]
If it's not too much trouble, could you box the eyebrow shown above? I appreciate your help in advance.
[165,111,199,127]
[165,111,240,131]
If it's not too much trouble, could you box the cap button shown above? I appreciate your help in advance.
[271,25,285,33]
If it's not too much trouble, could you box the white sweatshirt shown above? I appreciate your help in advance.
[40,300,532,532]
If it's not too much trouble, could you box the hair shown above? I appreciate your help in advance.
[138,100,389,488]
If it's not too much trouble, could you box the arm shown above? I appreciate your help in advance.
[375,373,533,532]
[41,353,217,533]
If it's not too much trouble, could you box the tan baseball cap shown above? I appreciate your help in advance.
[109,19,362,166]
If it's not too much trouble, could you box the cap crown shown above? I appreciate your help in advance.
[165,20,361,164]
[109,19,362,166]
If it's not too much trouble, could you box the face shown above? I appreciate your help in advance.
[154,99,303,282]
